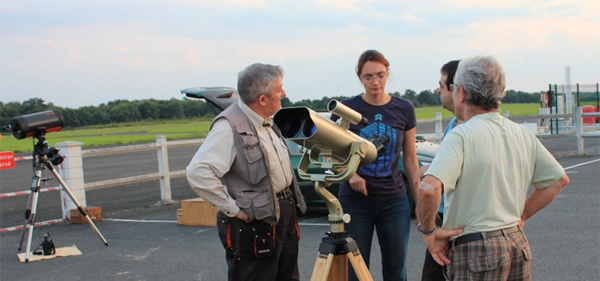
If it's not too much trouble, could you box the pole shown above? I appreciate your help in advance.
[576,107,584,155]
[156,134,172,202]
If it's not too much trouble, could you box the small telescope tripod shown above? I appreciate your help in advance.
[18,133,108,262]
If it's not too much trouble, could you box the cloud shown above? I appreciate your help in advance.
[186,49,199,68]
[175,0,277,9]
[67,45,82,62]
[316,0,364,10]
[0,0,598,108]
[109,44,129,53]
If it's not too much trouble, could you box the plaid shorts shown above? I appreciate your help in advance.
[446,227,533,281]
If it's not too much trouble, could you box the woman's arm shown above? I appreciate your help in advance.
[402,127,420,203]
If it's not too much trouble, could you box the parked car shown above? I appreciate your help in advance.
[181,87,439,214]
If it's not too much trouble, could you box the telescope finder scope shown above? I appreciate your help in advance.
[327,100,369,127]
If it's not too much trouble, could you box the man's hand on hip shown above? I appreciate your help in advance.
[235,209,251,223]
[424,227,464,266]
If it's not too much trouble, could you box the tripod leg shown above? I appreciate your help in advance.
[346,252,372,281]
[18,162,44,262]
[46,162,108,246]
[18,184,37,251]
[345,238,373,281]
[23,191,41,262]
[311,238,340,281]
[311,252,335,281]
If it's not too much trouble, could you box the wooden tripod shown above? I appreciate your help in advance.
[311,231,373,281]
[309,181,373,281]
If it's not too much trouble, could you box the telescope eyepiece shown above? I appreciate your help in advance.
[368,134,390,157]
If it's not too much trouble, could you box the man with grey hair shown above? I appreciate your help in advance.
[187,63,307,280]
[416,56,569,280]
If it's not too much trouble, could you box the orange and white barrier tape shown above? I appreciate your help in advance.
[0,218,65,233]
[0,186,61,198]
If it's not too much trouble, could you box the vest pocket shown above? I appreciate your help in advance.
[240,132,267,184]
[245,149,267,184]
[236,191,272,221]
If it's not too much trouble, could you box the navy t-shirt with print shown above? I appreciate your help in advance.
[330,95,416,199]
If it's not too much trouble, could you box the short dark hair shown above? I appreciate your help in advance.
[440,60,460,89]
[356,50,390,77]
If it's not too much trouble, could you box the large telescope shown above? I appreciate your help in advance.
[9,110,64,140]
[275,100,388,280]
[274,100,387,166]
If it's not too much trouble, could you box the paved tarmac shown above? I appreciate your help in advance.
[1,118,599,281]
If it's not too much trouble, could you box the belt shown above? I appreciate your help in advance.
[452,225,522,247]
[276,187,293,200]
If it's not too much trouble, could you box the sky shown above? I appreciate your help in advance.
[1,0,599,109]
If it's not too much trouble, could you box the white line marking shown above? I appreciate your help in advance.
[564,158,600,170]
[102,218,330,226]
[298,223,328,226]
[103,218,177,223]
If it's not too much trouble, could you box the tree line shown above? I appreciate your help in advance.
[0,89,551,129]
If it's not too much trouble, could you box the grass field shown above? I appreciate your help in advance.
[0,103,587,153]
[415,103,549,119]
[0,118,213,153]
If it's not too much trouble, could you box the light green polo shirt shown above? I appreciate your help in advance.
[425,112,564,237]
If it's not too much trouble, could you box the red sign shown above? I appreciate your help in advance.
[0,151,15,170]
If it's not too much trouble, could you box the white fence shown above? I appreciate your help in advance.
[533,108,600,155]
[0,135,203,232]
[2,108,598,231]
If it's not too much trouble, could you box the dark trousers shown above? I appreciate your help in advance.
[217,197,300,281]
[341,195,411,281]
[421,212,445,281]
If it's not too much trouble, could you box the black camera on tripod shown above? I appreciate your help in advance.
[9,111,109,262]
[2,110,65,165]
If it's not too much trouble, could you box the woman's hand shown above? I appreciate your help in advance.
[349,173,368,196]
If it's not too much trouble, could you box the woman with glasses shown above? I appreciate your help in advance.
[330,49,420,281]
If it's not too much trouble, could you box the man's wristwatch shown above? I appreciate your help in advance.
[417,223,436,235]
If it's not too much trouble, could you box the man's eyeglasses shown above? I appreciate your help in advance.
[360,72,387,83]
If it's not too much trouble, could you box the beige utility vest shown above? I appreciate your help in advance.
[212,103,306,224]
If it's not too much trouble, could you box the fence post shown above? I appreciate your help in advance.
[156,134,172,202]
[434,112,443,141]
[55,141,85,219]
[576,107,584,155]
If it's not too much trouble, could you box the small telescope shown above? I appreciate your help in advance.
[9,110,64,140]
